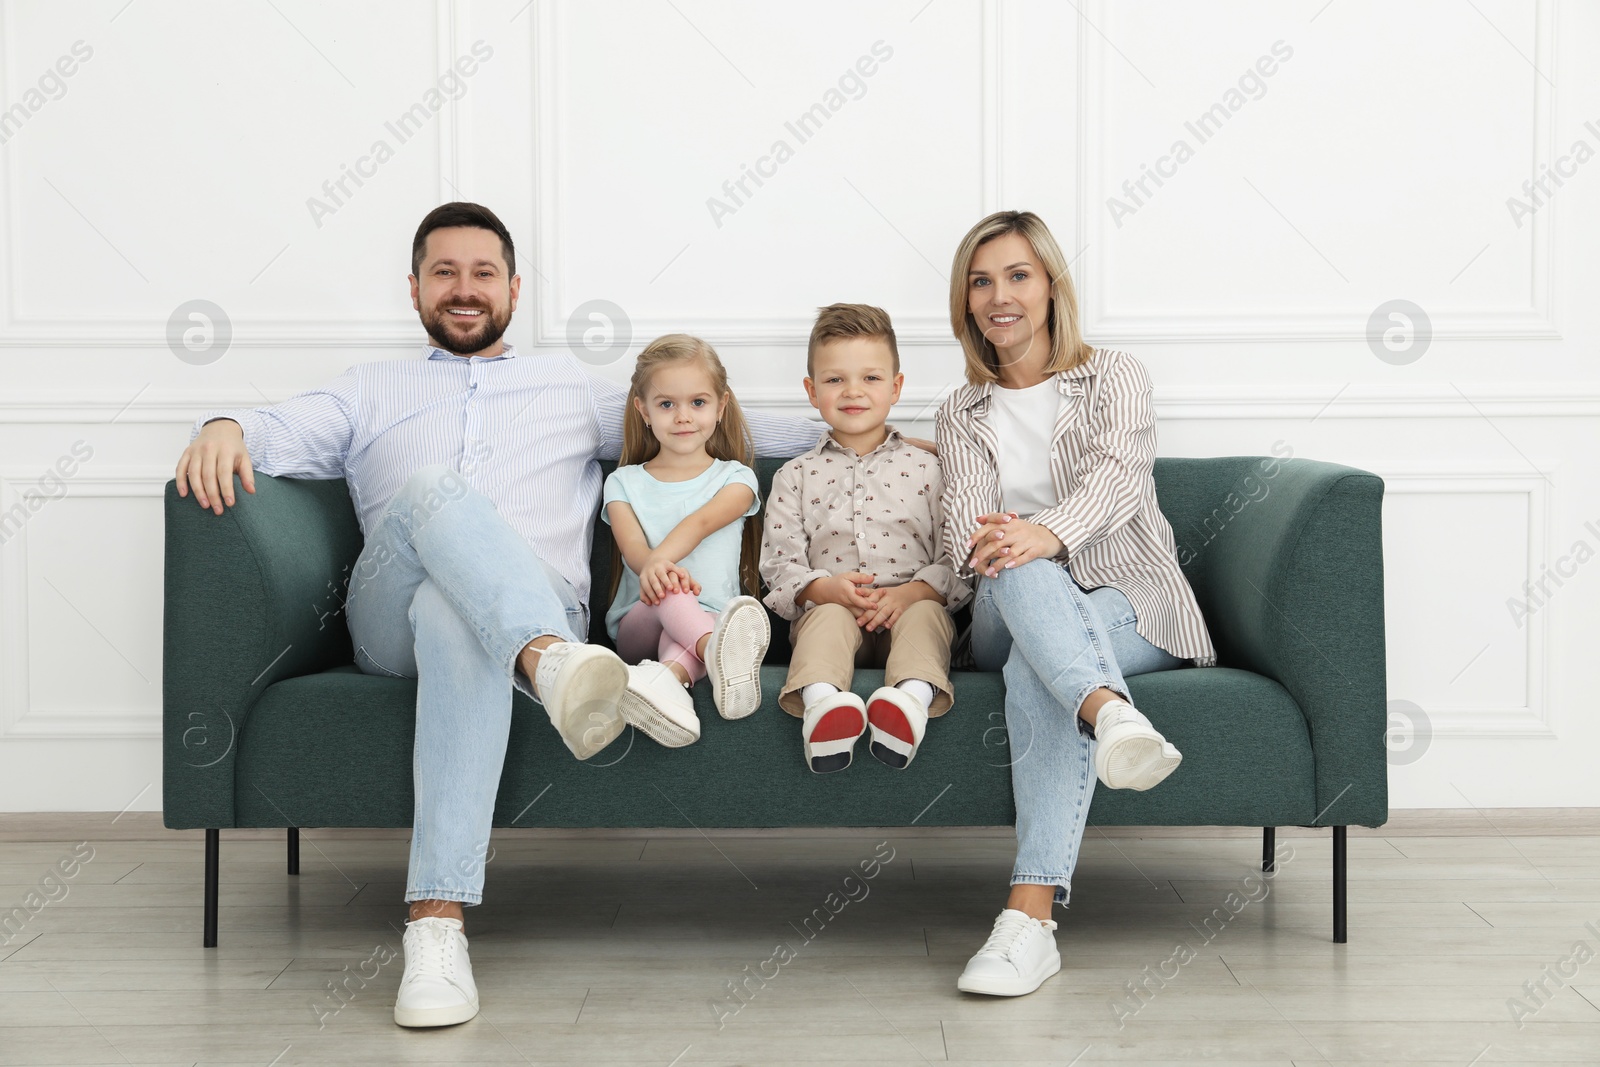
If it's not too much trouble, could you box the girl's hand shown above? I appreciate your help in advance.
[639,557,685,606]
[671,564,702,598]
[967,515,1063,578]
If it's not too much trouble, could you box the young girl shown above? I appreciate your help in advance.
[602,334,773,748]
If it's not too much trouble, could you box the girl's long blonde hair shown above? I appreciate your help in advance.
[606,333,761,609]
[948,210,1094,385]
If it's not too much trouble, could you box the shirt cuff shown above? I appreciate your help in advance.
[909,564,970,612]
[192,410,268,464]
[1031,506,1090,562]
[762,568,833,621]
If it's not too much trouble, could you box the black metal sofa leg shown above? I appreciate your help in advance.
[288,827,299,875]
[203,829,219,948]
[1262,827,1275,872]
[1333,825,1347,944]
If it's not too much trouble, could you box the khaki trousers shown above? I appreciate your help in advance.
[778,600,955,718]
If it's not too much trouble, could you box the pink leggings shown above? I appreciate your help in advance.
[616,592,717,683]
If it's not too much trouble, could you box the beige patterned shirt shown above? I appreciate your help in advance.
[760,427,970,621]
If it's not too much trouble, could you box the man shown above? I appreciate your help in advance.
[173,202,828,1027]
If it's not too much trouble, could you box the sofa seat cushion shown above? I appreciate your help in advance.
[233,665,1313,829]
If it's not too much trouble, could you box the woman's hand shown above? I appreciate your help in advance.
[966,512,1063,578]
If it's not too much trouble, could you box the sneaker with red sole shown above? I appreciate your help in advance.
[801,690,867,773]
[865,686,928,769]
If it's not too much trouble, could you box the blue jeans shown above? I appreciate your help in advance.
[346,466,587,905]
[971,558,1185,906]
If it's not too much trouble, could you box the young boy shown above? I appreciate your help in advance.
[760,304,969,773]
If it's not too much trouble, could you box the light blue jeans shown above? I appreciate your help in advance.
[345,466,587,905]
[970,558,1185,907]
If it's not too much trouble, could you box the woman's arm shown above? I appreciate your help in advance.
[1028,353,1156,560]
[935,407,1001,581]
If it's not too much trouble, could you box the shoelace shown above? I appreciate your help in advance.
[977,912,1038,960]
[409,920,457,978]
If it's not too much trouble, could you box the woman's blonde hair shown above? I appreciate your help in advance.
[948,210,1094,385]
[607,333,761,610]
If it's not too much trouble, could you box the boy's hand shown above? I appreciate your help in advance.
[803,572,878,617]
[966,513,1063,578]
[858,580,940,632]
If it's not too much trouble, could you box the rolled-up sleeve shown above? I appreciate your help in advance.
[190,368,358,478]
[1029,356,1155,561]
[758,462,830,621]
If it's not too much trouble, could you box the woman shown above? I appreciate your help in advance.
[936,210,1216,997]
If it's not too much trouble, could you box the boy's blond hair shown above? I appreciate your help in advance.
[806,303,900,378]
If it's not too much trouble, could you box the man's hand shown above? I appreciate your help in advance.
[966,512,1063,578]
[800,572,879,619]
[639,556,700,606]
[857,580,942,633]
[175,419,256,515]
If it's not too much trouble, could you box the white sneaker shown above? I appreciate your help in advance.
[394,916,478,1027]
[956,908,1061,997]
[531,641,628,760]
[865,686,928,769]
[1092,699,1182,791]
[621,660,701,748]
[801,690,867,773]
[703,596,770,720]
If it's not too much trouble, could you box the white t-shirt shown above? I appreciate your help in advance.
[985,377,1061,519]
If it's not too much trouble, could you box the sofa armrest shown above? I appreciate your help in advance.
[1176,458,1389,827]
[162,473,364,828]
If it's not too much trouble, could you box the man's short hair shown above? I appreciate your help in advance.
[806,303,900,378]
[411,201,516,278]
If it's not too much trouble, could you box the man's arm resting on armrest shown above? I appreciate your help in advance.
[175,418,255,515]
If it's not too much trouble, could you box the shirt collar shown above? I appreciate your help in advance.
[424,342,517,362]
[817,424,905,459]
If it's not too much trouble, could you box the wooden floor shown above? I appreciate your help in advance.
[1,815,1598,1065]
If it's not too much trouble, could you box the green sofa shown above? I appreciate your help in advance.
[163,456,1388,947]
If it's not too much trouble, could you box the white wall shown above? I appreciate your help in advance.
[1,0,1595,811]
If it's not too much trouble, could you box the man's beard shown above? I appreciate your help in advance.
[421,300,511,355]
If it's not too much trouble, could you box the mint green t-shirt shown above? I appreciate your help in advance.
[601,459,761,640]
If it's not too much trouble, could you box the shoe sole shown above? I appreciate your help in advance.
[1096,733,1182,791]
[708,598,770,720]
[956,955,1061,997]
[805,705,865,773]
[393,996,480,1027]
[867,697,919,770]
[619,686,699,748]
[550,652,629,760]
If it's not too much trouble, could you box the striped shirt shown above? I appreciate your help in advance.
[191,344,823,627]
[935,347,1216,666]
